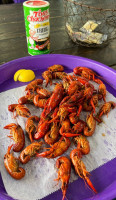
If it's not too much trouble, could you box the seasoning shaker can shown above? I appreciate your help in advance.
[23,0,50,55]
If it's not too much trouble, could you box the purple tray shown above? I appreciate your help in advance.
[13,0,25,3]
[0,54,116,200]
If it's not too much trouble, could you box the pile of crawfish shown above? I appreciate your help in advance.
[4,65,116,200]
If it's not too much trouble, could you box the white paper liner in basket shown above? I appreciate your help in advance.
[0,79,116,200]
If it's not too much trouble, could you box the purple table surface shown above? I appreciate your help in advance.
[0,54,116,200]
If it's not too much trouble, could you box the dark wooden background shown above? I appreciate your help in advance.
[0,0,116,71]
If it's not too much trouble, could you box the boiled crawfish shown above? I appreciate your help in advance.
[42,70,53,86]
[58,106,76,122]
[67,80,82,96]
[53,72,67,80]
[73,120,86,134]
[25,79,43,94]
[73,66,97,81]
[98,83,106,102]
[42,66,65,86]
[4,123,25,152]
[8,104,31,118]
[74,135,90,156]
[44,122,59,145]
[60,119,81,137]
[62,91,84,107]
[70,149,97,193]
[84,112,96,136]
[69,112,79,125]
[55,156,71,200]
[33,95,47,108]
[73,76,94,90]
[95,101,116,123]
[48,64,64,72]
[18,96,30,105]
[84,86,94,101]
[34,119,51,140]
[47,107,60,124]
[36,87,51,98]
[60,119,71,137]
[20,141,43,164]
[18,95,34,105]
[25,116,40,142]
[36,137,71,158]
[18,87,51,105]
[41,83,64,119]
[83,94,102,113]
[62,77,70,92]
[4,145,25,179]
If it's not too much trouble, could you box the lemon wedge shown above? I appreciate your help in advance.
[14,69,26,81]
[14,69,35,82]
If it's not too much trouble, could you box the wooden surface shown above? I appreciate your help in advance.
[0,0,116,70]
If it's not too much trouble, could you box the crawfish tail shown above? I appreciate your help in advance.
[18,96,28,105]
[33,96,47,108]
[20,154,30,164]
[85,177,97,193]
[60,132,81,137]
[34,121,50,140]
[36,149,53,158]
[11,168,25,180]
[62,190,66,200]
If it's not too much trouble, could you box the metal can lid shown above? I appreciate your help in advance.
[23,0,49,8]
